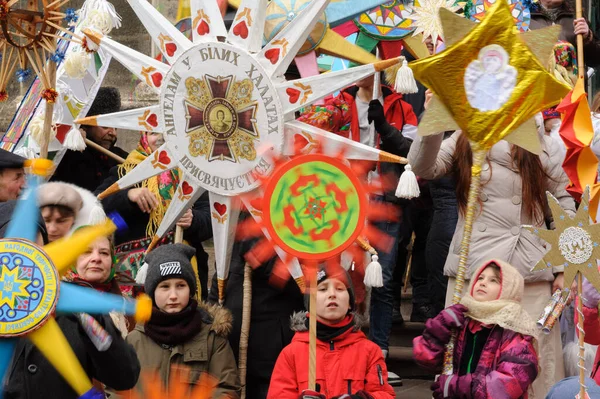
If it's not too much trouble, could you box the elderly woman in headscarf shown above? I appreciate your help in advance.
[94,132,212,299]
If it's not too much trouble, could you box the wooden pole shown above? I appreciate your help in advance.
[575,0,585,80]
[40,50,56,159]
[174,226,184,243]
[577,273,586,399]
[238,264,252,399]
[83,138,126,163]
[308,263,317,391]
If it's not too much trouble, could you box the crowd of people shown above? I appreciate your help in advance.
[2,0,600,398]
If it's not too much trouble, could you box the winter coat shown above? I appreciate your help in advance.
[4,312,140,398]
[581,303,600,385]
[125,302,240,398]
[95,168,212,298]
[267,313,395,399]
[52,145,128,192]
[413,315,538,399]
[407,130,575,282]
[530,4,600,68]
[208,234,304,398]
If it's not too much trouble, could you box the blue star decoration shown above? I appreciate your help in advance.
[0,159,151,399]
[526,187,600,294]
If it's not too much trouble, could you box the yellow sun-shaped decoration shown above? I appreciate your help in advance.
[526,187,600,294]
[0,159,151,399]
[410,0,460,43]
[77,0,408,303]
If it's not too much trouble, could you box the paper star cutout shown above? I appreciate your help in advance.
[409,0,570,154]
[526,187,600,293]
[411,0,460,43]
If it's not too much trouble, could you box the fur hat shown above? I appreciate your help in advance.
[38,182,84,215]
[144,243,197,299]
[304,264,356,313]
[85,87,121,119]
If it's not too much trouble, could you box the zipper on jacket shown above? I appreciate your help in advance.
[330,341,334,350]
[377,365,384,386]
[347,380,352,394]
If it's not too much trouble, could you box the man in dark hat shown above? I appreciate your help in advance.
[0,148,26,202]
[51,87,128,192]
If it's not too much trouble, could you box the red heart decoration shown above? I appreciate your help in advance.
[181,181,193,195]
[158,150,171,165]
[147,113,158,128]
[293,134,309,151]
[249,197,262,211]
[264,48,280,65]
[232,21,248,39]
[165,42,178,57]
[214,202,227,216]
[151,72,163,88]
[286,88,301,104]
[197,20,210,35]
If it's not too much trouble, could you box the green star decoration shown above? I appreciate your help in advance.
[526,187,600,292]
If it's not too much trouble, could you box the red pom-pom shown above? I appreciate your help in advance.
[0,90,8,102]
[42,88,58,103]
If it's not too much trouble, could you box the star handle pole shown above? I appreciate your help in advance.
[575,0,585,80]
[238,263,252,399]
[577,272,587,399]
[40,46,57,160]
[308,261,318,391]
[442,146,486,375]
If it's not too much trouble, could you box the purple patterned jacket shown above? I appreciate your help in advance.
[413,311,538,399]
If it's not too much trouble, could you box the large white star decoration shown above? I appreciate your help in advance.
[76,0,407,303]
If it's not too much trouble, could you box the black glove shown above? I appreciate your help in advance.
[367,100,395,138]
[299,390,326,399]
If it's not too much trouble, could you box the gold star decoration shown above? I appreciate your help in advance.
[526,188,600,293]
[409,0,570,155]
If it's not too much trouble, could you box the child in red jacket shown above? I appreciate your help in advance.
[267,265,395,399]
[413,259,539,399]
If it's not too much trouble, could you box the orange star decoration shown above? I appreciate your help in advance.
[409,0,570,154]
[526,188,600,293]
[118,368,218,399]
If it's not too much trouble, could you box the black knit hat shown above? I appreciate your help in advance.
[0,149,25,170]
[304,265,356,313]
[144,243,197,299]
[85,87,121,118]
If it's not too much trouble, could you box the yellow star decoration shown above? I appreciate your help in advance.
[526,188,600,293]
[0,264,30,307]
[409,0,570,154]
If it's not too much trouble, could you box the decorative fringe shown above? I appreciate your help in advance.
[88,204,106,225]
[394,59,418,94]
[79,0,121,34]
[135,262,149,285]
[64,127,86,151]
[395,164,420,199]
[363,254,383,288]
[64,51,91,79]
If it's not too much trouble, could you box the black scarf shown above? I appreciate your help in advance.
[144,299,204,346]
[305,314,355,342]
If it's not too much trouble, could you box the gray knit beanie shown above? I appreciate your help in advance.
[144,243,197,299]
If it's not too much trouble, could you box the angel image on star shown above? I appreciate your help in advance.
[465,44,517,112]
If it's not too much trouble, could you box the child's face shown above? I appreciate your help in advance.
[316,278,350,325]
[472,266,502,302]
[154,278,190,313]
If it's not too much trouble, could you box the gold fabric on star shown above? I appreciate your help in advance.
[410,1,570,153]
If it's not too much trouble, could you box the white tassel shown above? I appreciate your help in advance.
[64,127,87,151]
[394,59,418,94]
[64,51,91,79]
[135,262,149,285]
[395,164,420,199]
[363,254,383,288]
[79,0,121,33]
[88,204,106,225]
[29,114,57,147]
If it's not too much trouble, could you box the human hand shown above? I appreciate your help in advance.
[367,100,386,129]
[438,304,468,329]
[424,89,434,110]
[552,273,564,293]
[574,18,590,38]
[176,209,193,229]
[298,390,325,399]
[127,188,159,213]
[582,277,600,309]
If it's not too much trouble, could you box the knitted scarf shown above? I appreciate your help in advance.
[118,133,179,238]
[305,314,355,342]
[460,259,539,341]
[144,299,204,346]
